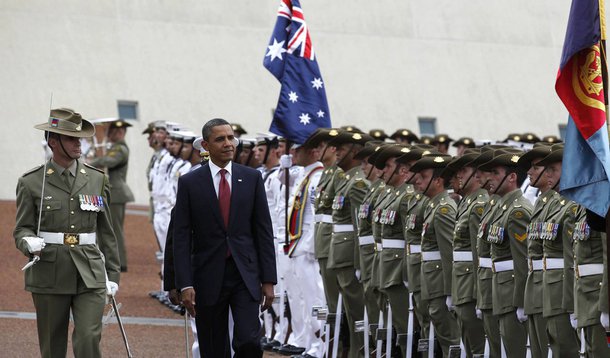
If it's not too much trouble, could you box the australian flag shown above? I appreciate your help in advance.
[264,0,331,144]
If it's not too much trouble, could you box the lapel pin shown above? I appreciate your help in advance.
[238,178,243,182]
[44,196,52,200]
[80,168,86,174]
[46,168,54,175]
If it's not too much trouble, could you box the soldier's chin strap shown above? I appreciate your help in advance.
[58,136,80,160]
[492,174,510,195]
[366,165,375,180]
[336,143,355,169]
[552,179,560,191]
[421,175,435,196]
[460,169,476,195]
[405,172,416,185]
[530,167,547,188]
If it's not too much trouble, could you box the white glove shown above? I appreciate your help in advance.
[403,280,409,289]
[569,313,578,329]
[445,296,455,311]
[355,269,361,281]
[106,281,119,297]
[279,154,293,169]
[516,307,528,323]
[476,308,483,320]
[23,236,45,253]
[601,312,609,330]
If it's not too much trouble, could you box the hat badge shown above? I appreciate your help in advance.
[422,150,431,155]
[401,147,410,153]
[401,130,409,135]
[511,155,520,163]
[329,129,339,136]
[434,156,445,163]
[353,133,362,140]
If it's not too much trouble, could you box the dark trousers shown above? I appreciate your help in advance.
[195,257,262,358]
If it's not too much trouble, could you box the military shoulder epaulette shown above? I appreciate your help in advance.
[83,163,105,174]
[22,165,44,177]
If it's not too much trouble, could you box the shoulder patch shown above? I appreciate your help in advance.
[476,207,484,215]
[513,210,525,219]
[22,165,44,177]
[84,163,105,174]
[355,180,366,189]
[439,207,449,215]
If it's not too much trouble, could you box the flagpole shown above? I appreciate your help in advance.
[284,140,292,255]
[599,0,610,327]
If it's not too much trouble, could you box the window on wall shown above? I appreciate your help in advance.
[418,117,437,136]
[558,124,567,140]
[118,100,138,120]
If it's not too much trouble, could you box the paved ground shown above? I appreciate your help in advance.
[1,200,281,357]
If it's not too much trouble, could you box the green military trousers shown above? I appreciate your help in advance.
[454,301,485,357]
[545,313,579,357]
[480,309,501,358]
[498,310,527,358]
[527,313,549,358]
[110,203,127,270]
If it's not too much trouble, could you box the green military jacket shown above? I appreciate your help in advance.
[452,188,487,305]
[420,190,457,300]
[314,165,343,259]
[89,140,134,204]
[538,195,578,317]
[573,208,605,328]
[524,189,561,315]
[402,190,429,293]
[378,183,414,289]
[475,194,501,310]
[370,185,396,289]
[357,179,385,282]
[14,160,121,294]
[329,167,366,269]
[487,188,532,315]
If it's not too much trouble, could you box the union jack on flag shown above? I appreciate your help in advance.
[264,0,331,144]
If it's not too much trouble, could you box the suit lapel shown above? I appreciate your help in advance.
[201,164,225,230]
[228,164,241,228]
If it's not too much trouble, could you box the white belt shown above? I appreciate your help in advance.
[493,260,514,272]
[39,231,96,245]
[479,257,492,268]
[530,259,544,271]
[375,243,383,252]
[453,251,473,262]
[577,264,604,277]
[407,244,421,254]
[421,251,441,261]
[315,214,333,223]
[333,224,354,232]
[382,239,405,249]
[544,258,564,270]
[358,235,375,246]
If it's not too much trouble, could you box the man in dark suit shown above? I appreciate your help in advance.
[173,118,277,357]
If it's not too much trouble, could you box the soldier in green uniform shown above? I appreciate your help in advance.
[313,129,342,314]
[534,144,580,357]
[472,147,504,357]
[14,108,120,358]
[375,144,415,355]
[517,143,554,358]
[479,149,532,358]
[89,119,134,271]
[328,131,372,357]
[411,153,460,356]
[354,142,387,329]
[447,149,488,356]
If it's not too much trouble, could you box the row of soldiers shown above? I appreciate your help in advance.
[254,126,609,358]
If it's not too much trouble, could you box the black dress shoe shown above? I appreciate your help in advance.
[291,354,316,358]
[276,344,306,356]
[262,339,281,351]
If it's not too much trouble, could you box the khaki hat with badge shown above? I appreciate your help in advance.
[367,143,390,166]
[340,125,362,133]
[521,132,541,144]
[478,148,525,171]
[541,135,562,144]
[297,128,334,149]
[355,140,385,160]
[432,134,454,145]
[374,144,412,169]
[537,143,564,166]
[418,135,434,145]
[452,137,476,148]
[447,148,482,169]
[328,130,372,147]
[395,146,438,165]
[389,128,419,143]
[410,153,453,173]
[230,123,248,136]
[368,129,389,141]
[35,108,95,138]
[517,142,553,169]
[142,121,155,135]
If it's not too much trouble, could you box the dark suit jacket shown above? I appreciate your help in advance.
[173,162,277,305]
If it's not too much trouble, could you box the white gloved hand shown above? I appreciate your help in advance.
[445,295,455,311]
[279,154,293,169]
[476,308,483,320]
[23,236,45,253]
[570,313,578,329]
[516,307,528,323]
[601,312,609,330]
[106,281,119,297]
[355,269,361,281]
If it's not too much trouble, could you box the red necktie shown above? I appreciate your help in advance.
[219,169,231,228]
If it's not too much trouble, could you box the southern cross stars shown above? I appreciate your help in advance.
[288,91,298,103]
[299,113,311,125]
[317,110,325,118]
[311,78,323,90]
[266,38,287,62]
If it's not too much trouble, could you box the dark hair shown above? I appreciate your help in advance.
[201,118,230,141]
[505,166,528,187]
[44,132,60,150]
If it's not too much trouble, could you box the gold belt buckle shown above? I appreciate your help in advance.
[575,265,580,279]
[64,233,79,246]
[543,257,547,271]
[491,262,496,273]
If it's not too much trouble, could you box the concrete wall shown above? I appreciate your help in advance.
[0,0,581,203]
